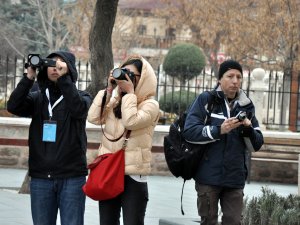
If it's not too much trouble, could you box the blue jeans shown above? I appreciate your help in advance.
[30,176,86,225]
[99,175,148,225]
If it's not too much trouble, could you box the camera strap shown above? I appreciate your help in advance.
[45,88,64,120]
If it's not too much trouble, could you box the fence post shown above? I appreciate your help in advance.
[289,70,299,132]
[250,68,267,130]
[299,154,300,195]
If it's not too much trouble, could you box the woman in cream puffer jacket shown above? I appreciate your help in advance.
[87,55,159,225]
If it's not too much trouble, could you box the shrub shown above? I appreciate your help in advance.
[159,90,197,115]
[242,187,300,225]
[0,98,5,109]
[163,43,206,83]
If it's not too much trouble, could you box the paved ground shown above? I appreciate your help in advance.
[0,168,298,225]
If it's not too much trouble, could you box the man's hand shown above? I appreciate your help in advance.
[56,60,68,77]
[220,117,243,134]
[26,66,37,80]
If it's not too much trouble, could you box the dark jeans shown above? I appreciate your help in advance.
[98,175,149,225]
[30,176,86,225]
[195,183,243,225]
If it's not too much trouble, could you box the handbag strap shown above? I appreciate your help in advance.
[99,89,131,144]
[122,130,131,149]
[101,124,126,142]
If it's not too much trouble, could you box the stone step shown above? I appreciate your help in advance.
[159,218,200,225]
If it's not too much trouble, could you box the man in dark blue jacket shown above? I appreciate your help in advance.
[183,60,264,225]
[7,51,92,225]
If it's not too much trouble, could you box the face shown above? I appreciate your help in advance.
[219,69,242,99]
[47,56,68,82]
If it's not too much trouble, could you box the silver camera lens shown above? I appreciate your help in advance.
[112,68,123,79]
[30,55,41,66]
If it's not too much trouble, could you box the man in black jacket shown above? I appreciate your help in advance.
[183,60,264,225]
[7,51,92,225]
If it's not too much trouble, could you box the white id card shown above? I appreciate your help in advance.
[42,121,57,142]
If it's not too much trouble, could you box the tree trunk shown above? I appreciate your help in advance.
[18,170,30,194]
[88,0,119,98]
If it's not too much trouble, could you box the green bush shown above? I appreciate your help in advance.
[163,43,206,82]
[159,90,197,115]
[242,187,300,225]
[0,99,5,109]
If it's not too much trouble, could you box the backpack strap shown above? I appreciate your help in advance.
[205,89,218,125]
[181,179,187,215]
[180,90,217,215]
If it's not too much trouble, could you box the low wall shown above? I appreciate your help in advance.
[0,117,299,189]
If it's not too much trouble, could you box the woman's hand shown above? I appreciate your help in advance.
[106,70,117,94]
[116,74,134,94]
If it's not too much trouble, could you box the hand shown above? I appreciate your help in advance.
[26,66,37,80]
[56,60,68,77]
[116,74,134,94]
[242,118,252,127]
[107,70,117,90]
[220,117,243,134]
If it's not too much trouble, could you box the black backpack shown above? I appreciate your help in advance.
[163,90,216,214]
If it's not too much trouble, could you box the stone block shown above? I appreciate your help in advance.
[0,157,18,166]
[159,218,200,225]
[0,148,21,157]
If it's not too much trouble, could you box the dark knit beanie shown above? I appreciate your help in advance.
[218,60,243,80]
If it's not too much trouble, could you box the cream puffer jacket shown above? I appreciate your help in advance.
[87,56,159,175]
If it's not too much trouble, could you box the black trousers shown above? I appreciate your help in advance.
[195,183,243,225]
[98,175,148,225]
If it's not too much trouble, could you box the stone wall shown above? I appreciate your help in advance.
[0,146,28,168]
[250,160,298,184]
[0,117,299,185]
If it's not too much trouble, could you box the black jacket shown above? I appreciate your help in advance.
[183,88,264,188]
[7,51,92,179]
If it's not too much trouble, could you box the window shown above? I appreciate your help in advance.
[137,25,147,35]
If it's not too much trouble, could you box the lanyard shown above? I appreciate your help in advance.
[45,88,64,119]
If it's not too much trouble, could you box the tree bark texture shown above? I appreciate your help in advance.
[88,0,119,97]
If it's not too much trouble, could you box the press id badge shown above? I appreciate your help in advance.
[42,120,57,142]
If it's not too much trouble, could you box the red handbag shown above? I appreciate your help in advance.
[82,149,125,201]
[82,130,131,201]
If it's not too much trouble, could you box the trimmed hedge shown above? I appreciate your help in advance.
[163,43,206,82]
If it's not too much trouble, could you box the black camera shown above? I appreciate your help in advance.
[25,54,56,69]
[235,111,247,121]
[112,68,135,82]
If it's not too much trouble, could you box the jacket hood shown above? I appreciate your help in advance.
[120,55,157,103]
[37,51,78,90]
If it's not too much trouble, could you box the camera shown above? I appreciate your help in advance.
[112,68,135,82]
[235,111,247,121]
[25,54,56,69]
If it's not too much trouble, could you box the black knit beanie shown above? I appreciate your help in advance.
[218,60,243,80]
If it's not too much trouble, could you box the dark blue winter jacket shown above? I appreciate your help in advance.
[183,87,264,188]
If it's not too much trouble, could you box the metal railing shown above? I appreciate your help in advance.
[1,55,299,131]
